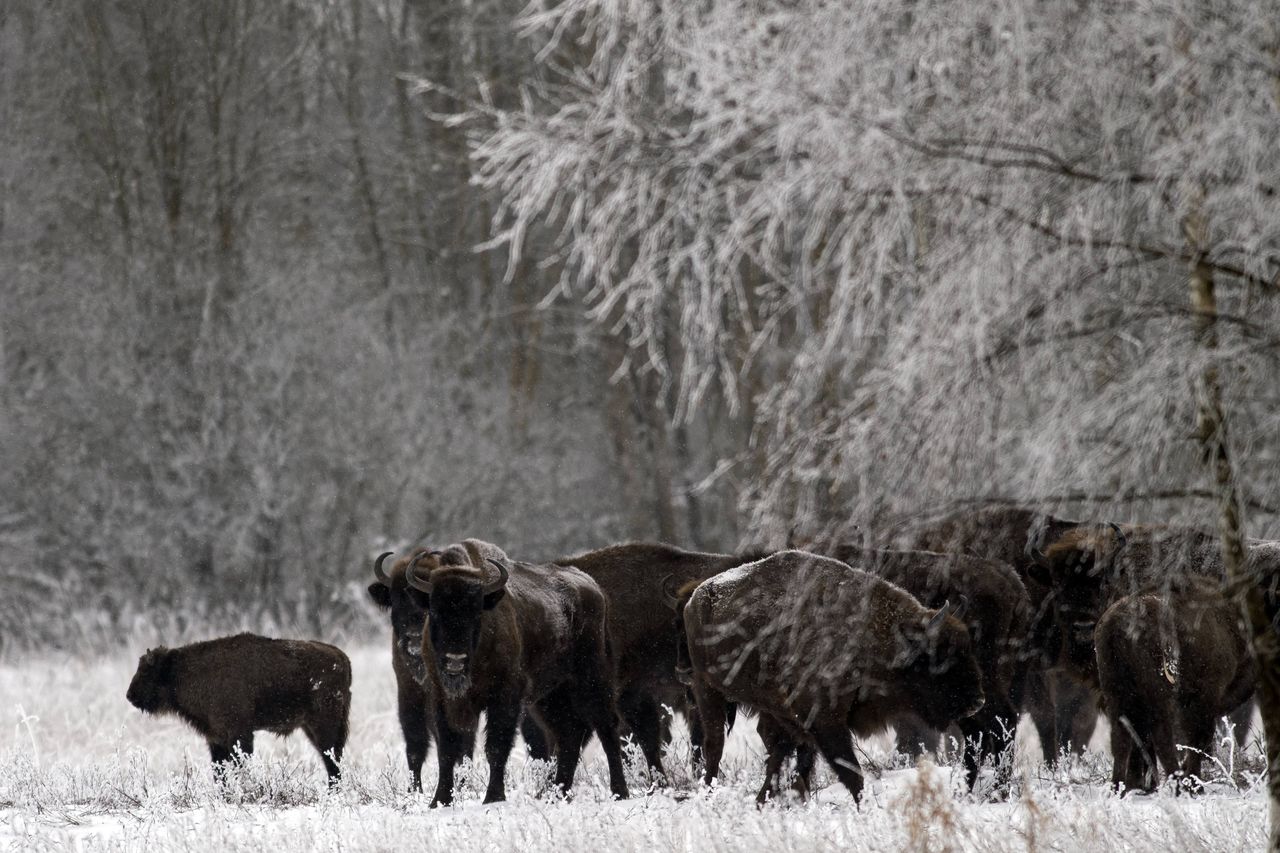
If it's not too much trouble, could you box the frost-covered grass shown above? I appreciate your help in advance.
[0,641,1268,851]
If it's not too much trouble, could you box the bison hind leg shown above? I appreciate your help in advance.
[537,687,590,798]
[618,689,667,782]
[809,722,864,803]
[303,718,347,786]
[520,713,553,763]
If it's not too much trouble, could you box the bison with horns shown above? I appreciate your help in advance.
[670,550,985,803]
[367,544,549,791]
[126,633,351,784]
[891,505,1100,764]
[404,540,629,805]
[827,546,1031,795]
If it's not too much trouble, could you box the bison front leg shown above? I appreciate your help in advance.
[481,695,522,804]
[430,705,470,807]
[397,681,432,792]
[958,697,1018,797]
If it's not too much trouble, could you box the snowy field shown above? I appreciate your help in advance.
[0,641,1268,852]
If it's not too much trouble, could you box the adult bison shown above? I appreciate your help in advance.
[1096,578,1255,793]
[1028,522,1224,687]
[405,540,629,805]
[367,545,549,791]
[674,550,984,802]
[893,505,1100,762]
[549,542,764,777]
[828,546,1030,793]
[126,634,351,783]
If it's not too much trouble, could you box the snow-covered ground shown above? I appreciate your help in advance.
[0,643,1268,851]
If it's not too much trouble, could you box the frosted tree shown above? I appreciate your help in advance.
[466,0,1280,838]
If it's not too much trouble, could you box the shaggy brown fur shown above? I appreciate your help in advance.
[407,540,628,806]
[831,546,1030,794]
[1096,580,1255,794]
[551,542,766,778]
[1031,523,1224,687]
[895,505,1099,763]
[674,550,984,802]
[368,549,449,791]
[126,633,351,783]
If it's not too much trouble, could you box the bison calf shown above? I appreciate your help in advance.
[126,633,352,784]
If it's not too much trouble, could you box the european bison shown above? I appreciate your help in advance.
[1095,579,1255,793]
[368,548,453,791]
[1028,522,1223,686]
[894,505,1100,762]
[367,546,551,791]
[406,540,629,805]
[550,542,764,778]
[829,546,1030,793]
[126,633,351,783]
[674,550,984,802]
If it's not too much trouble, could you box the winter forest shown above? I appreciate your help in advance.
[2,0,1280,849]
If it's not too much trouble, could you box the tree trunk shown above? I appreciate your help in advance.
[1187,217,1280,851]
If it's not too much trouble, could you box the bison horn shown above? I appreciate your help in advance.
[405,551,434,594]
[373,551,394,586]
[660,574,683,611]
[484,558,510,595]
[952,594,970,622]
[1108,522,1128,552]
[927,601,951,633]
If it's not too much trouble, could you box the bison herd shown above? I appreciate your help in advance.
[127,504,1279,805]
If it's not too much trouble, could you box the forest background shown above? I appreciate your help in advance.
[1,0,1277,655]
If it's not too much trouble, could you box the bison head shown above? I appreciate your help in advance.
[897,601,986,730]
[406,550,509,698]
[1029,523,1128,669]
[126,647,174,714]
[368,550,431,683]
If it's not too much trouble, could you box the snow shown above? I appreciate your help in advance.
[0,644,1267,851]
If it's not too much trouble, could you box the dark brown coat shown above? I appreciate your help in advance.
[551,542,763,776]
[126,633,351,783]
[367,546,552,791]
[1030,523,1224,687]
[1095,579,1255,793]
[407,539,629,805]
[367,549,448,791]
[677,550,984,802]
[830,546,1030,792]
[894,505,1099,761]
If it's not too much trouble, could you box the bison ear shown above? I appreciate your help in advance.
[367,582,392,609]
[482,587,506,610]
